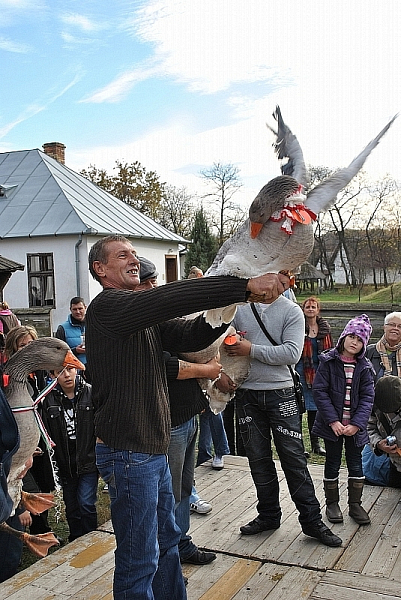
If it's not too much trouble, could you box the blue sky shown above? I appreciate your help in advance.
[1,0,400,206]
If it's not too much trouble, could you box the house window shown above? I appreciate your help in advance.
[27,253,55,307]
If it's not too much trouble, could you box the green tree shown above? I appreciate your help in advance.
[80,164,113,191]
[184,208,218,276]
[81,160,165,220]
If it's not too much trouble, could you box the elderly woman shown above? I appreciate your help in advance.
[365,311,401,381]
[296,297,333,456]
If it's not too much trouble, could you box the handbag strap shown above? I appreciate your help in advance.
[250,303,297,383]
[374,406,392,437]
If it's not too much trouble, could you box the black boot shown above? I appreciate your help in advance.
[348,478,370,525]
[311,435,326,456]
[323,478,343,523]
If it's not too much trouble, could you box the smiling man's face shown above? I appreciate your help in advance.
[93,240,140,290]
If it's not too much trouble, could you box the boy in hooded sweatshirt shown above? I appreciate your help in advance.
[312,314,375,526]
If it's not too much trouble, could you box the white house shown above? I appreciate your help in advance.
[0,142,188,332]
[316,250,401,286]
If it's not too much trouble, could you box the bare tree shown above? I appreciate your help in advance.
[156,185,197,238]
[364,176,398,289]
[199,162,243,246]
[323,172,369,287]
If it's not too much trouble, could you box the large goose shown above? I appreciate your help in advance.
[190,108,397,410]
[1,337,84,556]
[206,107,397,285]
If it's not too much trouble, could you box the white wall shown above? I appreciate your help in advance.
[1,235,182,333]
[318,253,401,286]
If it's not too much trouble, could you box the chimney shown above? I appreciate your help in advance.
[42,142,66,164]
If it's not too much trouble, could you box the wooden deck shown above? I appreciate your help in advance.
[2,456,401,599]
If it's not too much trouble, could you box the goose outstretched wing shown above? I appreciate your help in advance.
[305,114,397,216]
[267,105,308,188]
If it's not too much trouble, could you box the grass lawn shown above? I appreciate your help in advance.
[295,281,401,304]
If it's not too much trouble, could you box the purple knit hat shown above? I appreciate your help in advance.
[337,313,372,357]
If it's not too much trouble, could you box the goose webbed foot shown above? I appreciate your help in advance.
[22,531,60,557]
[21,490,55,514]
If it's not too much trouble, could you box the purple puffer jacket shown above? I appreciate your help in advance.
[312,348,375,446]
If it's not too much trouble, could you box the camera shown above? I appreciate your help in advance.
[386,435,397,446]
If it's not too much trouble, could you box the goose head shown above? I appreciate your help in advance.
[4,338,85,515]
[4,337,85,387]
[249,175,301,238]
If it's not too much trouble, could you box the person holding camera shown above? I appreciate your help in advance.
[312,315,375,526]
[225,293,342,547]
[363,312,401,487]
[366,376,401,488]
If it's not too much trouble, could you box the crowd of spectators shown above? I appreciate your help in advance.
[2,250,401,599]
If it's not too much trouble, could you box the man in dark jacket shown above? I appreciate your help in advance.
[41,366,97,541]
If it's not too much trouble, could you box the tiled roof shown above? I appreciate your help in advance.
[0,149,187,242]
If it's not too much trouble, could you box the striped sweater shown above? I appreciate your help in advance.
[86,276,249,453]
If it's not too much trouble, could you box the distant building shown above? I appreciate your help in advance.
[0,142,187,332]
[311,230,401,287]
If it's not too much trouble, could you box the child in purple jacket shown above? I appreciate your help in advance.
[312,314,375,526]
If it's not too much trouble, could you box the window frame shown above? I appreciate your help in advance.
[27,253,55,308]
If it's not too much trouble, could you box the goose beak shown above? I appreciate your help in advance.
[63,349,85,371]
[250,221,263,239]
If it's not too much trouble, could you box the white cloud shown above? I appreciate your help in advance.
[80,62,161,103]
[0,72,83,139]
[8,0,399,204]
[0,0,46,26]
[0,35,31,52]
[60,31,99,46]
[60,12,106,32]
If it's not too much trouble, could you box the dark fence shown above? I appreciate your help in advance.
[14,308,53,338]
[316,303,401,344]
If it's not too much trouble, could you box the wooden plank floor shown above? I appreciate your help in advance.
[2,456,401,599]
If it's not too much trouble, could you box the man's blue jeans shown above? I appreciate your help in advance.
[96,443,187,600]
[237,389,321,526]
[168,417,198,560]
[196,407,230,466]
[61,471,98,542]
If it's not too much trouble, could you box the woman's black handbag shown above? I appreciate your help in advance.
[250,303,306,414]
